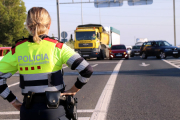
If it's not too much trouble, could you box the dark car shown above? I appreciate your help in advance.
[140,40,179,59]
[130,45,141,57]
[109,44,129,60]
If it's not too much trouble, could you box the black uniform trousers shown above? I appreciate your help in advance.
[20,102,69,120]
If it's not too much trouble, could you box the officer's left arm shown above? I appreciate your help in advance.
[0,51,18,103]
[60,44,93,94]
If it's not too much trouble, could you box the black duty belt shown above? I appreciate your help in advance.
[23,94,67,105]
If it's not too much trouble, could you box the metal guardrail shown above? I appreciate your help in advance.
[0,47,11,56]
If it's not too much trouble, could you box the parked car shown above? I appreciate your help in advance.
[109,44,129,60]
[130,45,141,57]
[140,40,179,59]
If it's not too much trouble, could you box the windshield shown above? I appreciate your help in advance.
[156,41,171,46]
[111,45,126,50]
[76,32,96,40]
[133,46,141,49]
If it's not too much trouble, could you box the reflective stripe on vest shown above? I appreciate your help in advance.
[21,84,64,94]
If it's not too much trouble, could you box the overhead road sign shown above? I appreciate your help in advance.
[57,0,153,6]
[128,0,153,6]
[59,0,95,4]
[94,0,123,8]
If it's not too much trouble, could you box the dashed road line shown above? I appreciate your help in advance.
[91,64,98,67]
[89,62,119,64]
[0,111,19,115]
[90,60,123,120]
[63,66,68,69]
[77,109,94,113]
[0,109,94,115]
[0,118,90,120]
[8,82,19,88]
[79,117,90,120]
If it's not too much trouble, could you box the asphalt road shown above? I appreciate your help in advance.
[0,56,180,120]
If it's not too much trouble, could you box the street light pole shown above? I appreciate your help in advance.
[81,0,83,25]
[99,8,101,24]
[173,0,176,46]
[56,0,61,41]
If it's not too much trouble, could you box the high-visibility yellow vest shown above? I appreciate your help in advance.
[1,36,76,94]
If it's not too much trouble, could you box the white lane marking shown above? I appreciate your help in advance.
[1,119,19,120]
[162,59,180,69]
[89,62,118,64]
[77,109,94,113]
[63,66,68,69]
[90,60,123,120]
[8,82,19,88]
[78,117,90,120]
[0,109,94,115]
[0,118,90,120]
[168,60,180,63]
[0,111,19,115]
[139,62,150,67]
[91,64,98,67]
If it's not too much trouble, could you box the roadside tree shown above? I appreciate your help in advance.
[0,0,29,46]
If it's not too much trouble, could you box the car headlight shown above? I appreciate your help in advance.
[124,52,126,54]
[165,49,172,51]
[92,48,99,52]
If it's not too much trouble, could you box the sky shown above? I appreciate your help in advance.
[23,0,180,46]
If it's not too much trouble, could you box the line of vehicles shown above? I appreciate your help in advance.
[73,24,180,60]
[129,40,180,59]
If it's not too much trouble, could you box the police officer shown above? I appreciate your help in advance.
[0,7,93,120]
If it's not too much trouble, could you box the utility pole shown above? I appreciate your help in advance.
[81,0,83,25]
[99,8,101,24]
[173,0,176,46]
[56,0,61,41]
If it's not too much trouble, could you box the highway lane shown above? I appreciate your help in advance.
[107,56,180,120]
[0,57,180,119]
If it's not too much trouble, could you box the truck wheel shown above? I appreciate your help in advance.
[97,57,101,60]
[100,49,105,60]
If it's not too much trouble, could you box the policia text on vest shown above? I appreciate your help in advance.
[18,54,49,66]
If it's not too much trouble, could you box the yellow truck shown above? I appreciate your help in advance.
[74,24,120,60]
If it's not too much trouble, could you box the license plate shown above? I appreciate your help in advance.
[83,55,89,57]
[173,52,178,54]
[116,54,122,56]
[135,53,140,54]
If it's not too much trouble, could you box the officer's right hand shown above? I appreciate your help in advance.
[61,85,80,96]
[11,99,22,111]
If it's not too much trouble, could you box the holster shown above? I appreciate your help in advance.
[25,91,35,109]
[45,91,61,109]
[65,96,78,120]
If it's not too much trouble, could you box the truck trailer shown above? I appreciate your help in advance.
[74,24,120,60]
[135,38,148,45]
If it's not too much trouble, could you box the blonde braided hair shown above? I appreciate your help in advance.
[26,7,51,43]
